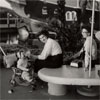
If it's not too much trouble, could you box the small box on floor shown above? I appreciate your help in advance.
[70,59,83,68]
[95,65,100,78]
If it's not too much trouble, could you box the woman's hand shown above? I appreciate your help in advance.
[31,55,38,61]
[72,52,81,59]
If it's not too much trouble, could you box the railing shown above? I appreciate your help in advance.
[0,17,19,28]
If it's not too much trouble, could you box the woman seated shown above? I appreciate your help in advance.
[32,29,63,73]
[73,25,97,71]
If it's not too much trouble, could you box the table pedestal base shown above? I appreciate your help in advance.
[77,86,99,97]
[48,83,67,96]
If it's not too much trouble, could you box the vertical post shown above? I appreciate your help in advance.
[15,16,18,27]
[8,34,10,44]
[77,0,79,8]
[89,0,95,78]
[7,13,10,28]
[7,13,10,44]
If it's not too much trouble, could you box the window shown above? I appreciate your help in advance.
[72,11,77,21]
[65,11,77,21]
[66,11,72,21]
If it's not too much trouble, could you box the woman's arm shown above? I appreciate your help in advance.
[31,54,38,61]
[37,39,52,60]
[84,38,90,69]
[73,48,83,59]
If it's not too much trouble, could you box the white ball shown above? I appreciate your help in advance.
[8,89,13,94]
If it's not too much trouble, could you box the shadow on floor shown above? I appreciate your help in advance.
[0,68,100,100]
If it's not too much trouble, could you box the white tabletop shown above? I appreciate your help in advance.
[38,65,100,86]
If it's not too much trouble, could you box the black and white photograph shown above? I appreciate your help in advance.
[0,0,100,100]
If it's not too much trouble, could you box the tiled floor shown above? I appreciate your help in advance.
[0,68,100,100]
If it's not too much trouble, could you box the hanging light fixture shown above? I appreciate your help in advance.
[42,0,48,17]
[42,6,48,15]
[54,8,58,15]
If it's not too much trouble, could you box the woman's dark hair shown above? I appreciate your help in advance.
[18,25,29,32]
[81,25,91,33]
[37,29,49,39]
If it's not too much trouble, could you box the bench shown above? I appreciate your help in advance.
[38,65,100,96]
